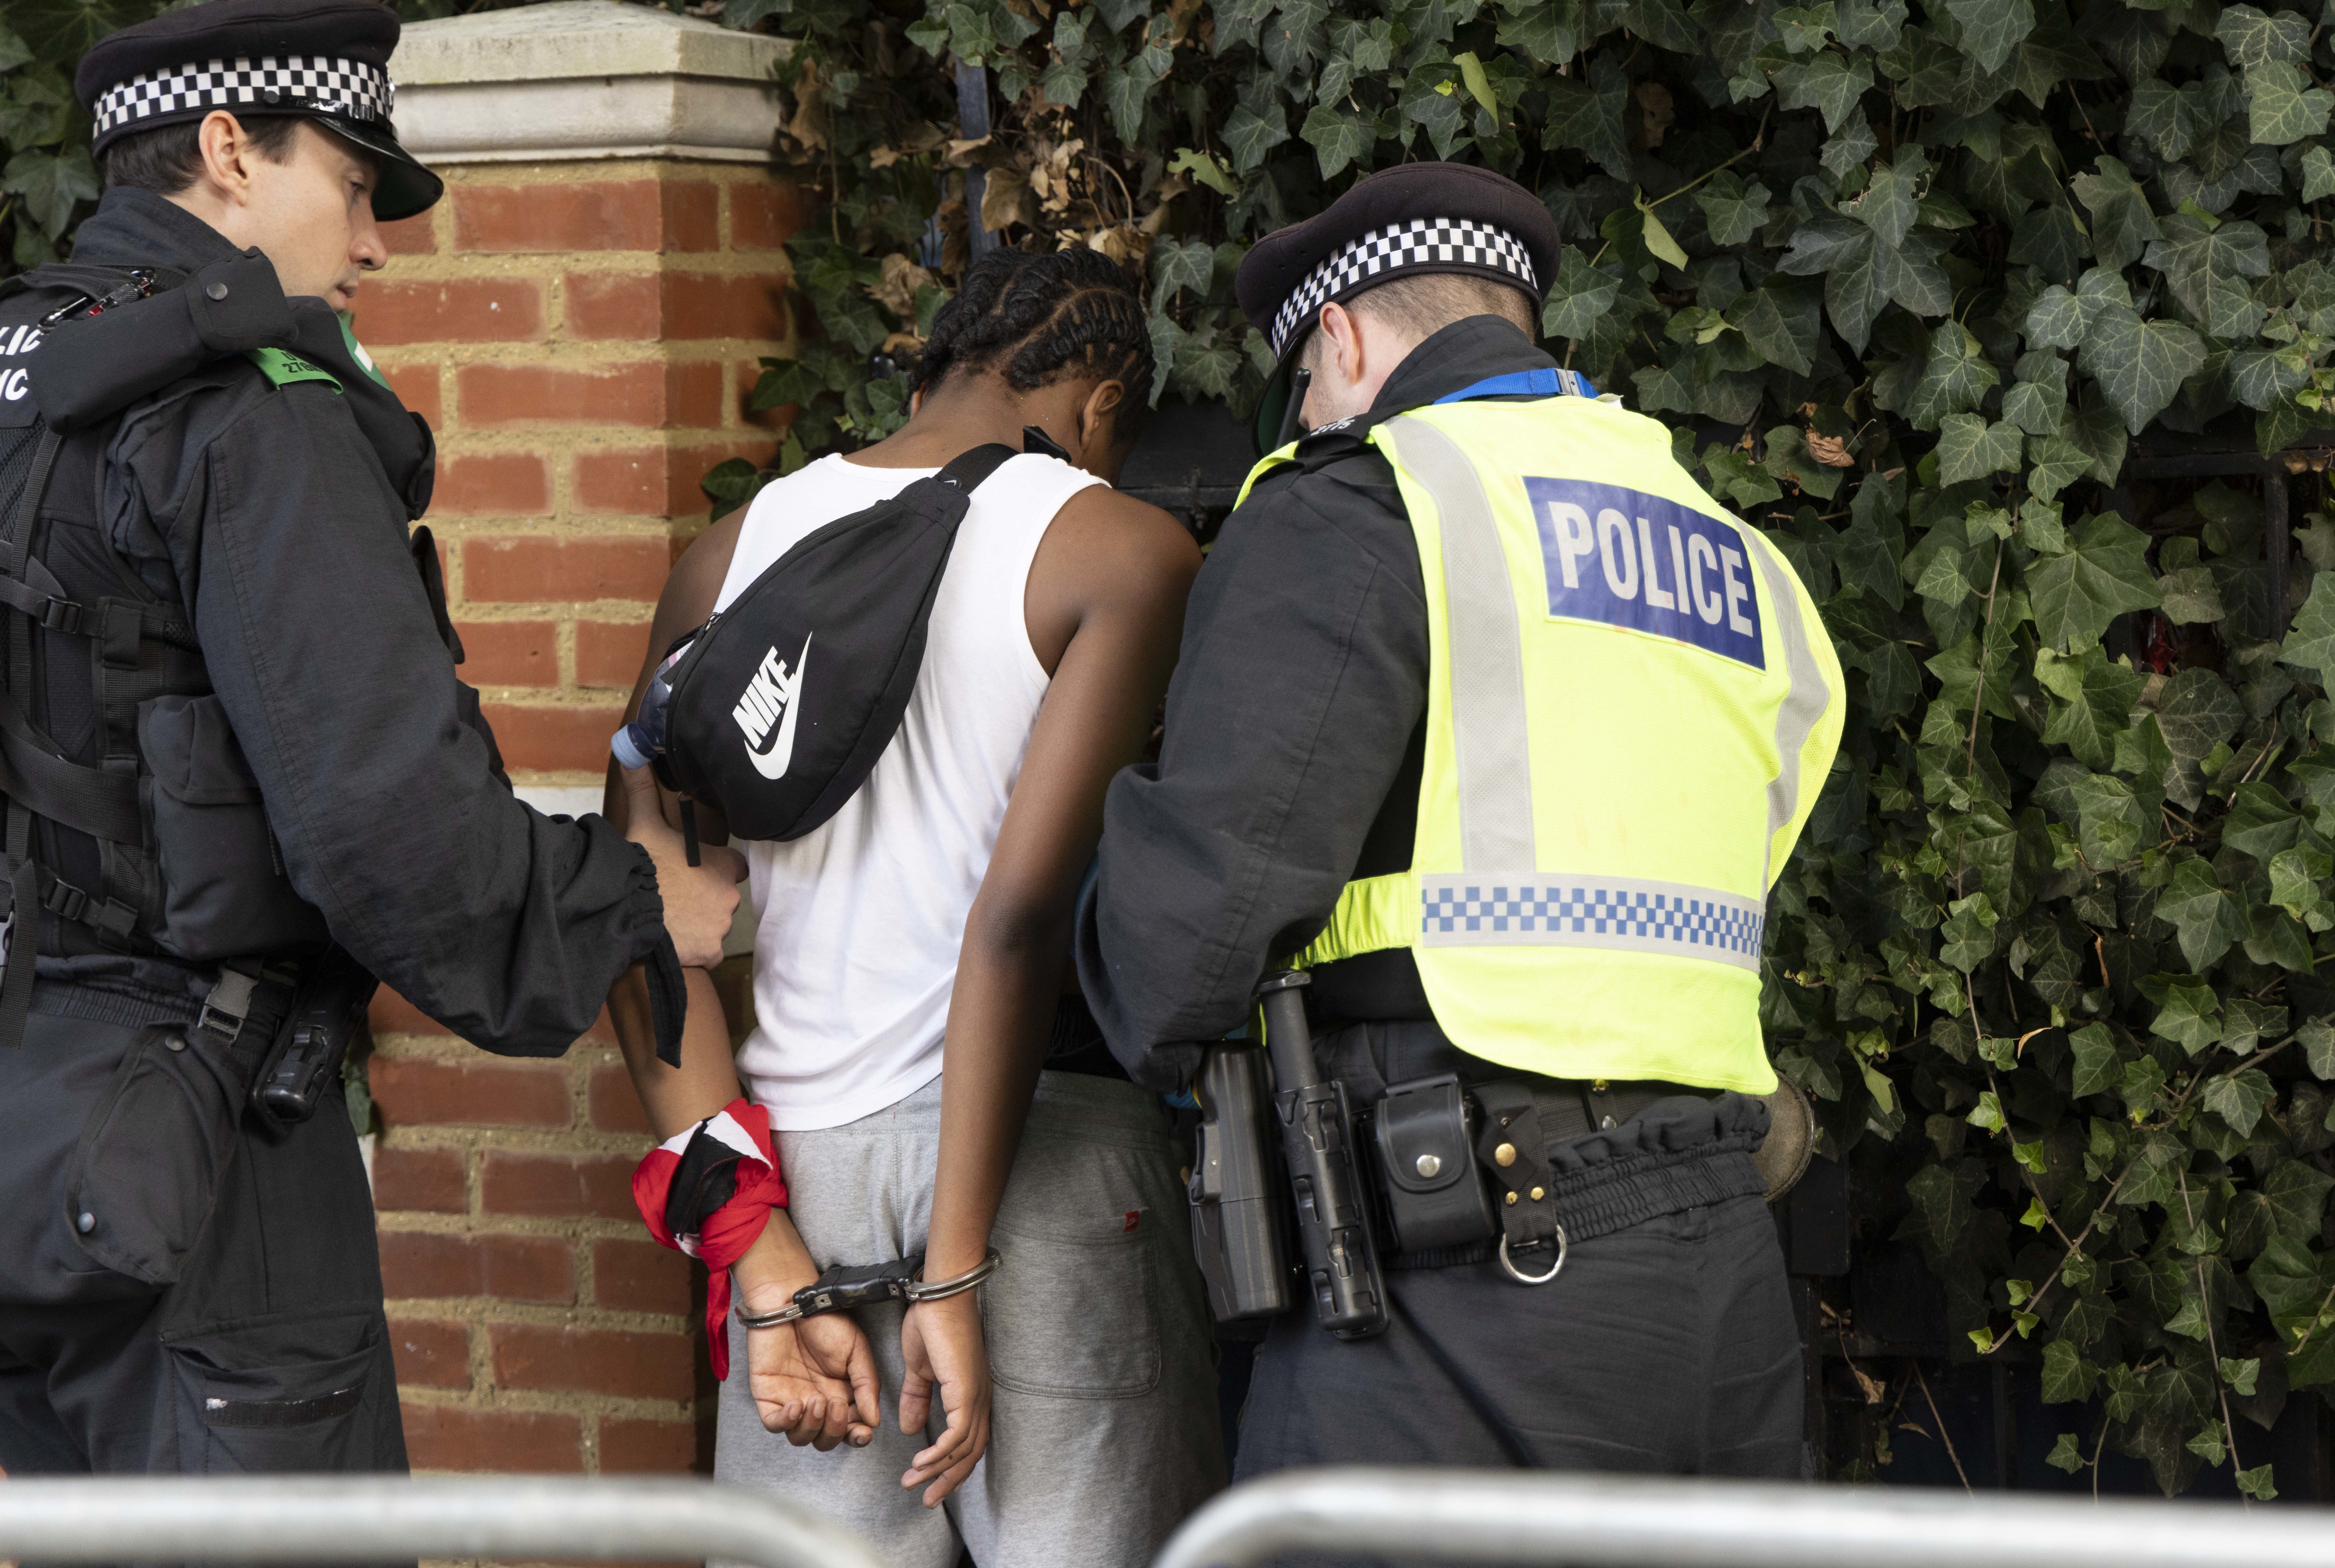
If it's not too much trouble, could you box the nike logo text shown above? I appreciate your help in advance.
[732,633,811,780]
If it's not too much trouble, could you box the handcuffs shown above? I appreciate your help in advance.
[734,1248,1003,1330]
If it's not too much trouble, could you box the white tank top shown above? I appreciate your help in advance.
[716,451,1102,1130]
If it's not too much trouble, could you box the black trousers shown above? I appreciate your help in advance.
[1231,1021,1804,1562]
[0,998,405,1477]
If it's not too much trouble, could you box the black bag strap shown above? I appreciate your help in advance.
[934,443,1020,493]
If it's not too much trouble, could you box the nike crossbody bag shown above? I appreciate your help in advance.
[652,443,1019,843]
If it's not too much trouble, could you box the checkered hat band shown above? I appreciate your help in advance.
[94,55,394,139]
[1269,218,1539,357]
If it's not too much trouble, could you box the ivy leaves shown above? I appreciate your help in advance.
[842,0,2334,439]
[1942,0,2035,73]
[1779,219,1951,353]
[2144,215,2272,339]
[1542,58,1633,180]
[2026,514,2161,651]
[2243,60,2334,145]
[2080,306,2208,434]
[1936,414,2023,485]
[1299,103,1373,178]
[2070,157,2161,272]
[2,143,94,241]
[0,14,99,267]
[1694,171,1772,247]
[2215,4,2313,68]
[2280,575,2335,690]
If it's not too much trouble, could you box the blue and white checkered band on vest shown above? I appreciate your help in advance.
[1268,218,1539,358]
[92,55,395,140]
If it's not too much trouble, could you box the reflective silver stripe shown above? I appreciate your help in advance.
[1381,415,1537,873]
[1419,873,1764,972]
[1741,536,1833,886]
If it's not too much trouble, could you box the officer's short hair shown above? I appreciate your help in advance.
[1301,274,1537,370]
[101,113,309,196]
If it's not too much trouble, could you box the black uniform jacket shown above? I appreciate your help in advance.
[1077,314,1563,1088]
[29,189,664,1054]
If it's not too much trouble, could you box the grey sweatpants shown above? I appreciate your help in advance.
[716,1070,1225,1568]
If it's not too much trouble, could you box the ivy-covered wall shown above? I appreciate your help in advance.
[14,0,2335,1500]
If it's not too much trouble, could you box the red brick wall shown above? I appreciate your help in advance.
[364,160,803,784]
[357,158,800,1476]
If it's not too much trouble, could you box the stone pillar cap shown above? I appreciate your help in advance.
[392,0,790,165]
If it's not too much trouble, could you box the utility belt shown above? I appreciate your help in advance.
[55,945,378,1289]
[1186,971,1767,1340]
[58,945,381,1131]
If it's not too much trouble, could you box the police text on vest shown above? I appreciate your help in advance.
[1523,478,1766,670]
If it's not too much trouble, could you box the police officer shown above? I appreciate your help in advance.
[1075,163,1847,1491]
[0,0,739,1479]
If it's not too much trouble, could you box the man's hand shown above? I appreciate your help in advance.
[897,1293,992,1507]
[620,764,745,967]
[797,1313,882,1445]
[730,1222,879,1450]
[745,1316,880,1450]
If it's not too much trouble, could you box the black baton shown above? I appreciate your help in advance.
[1257,970,1387,1339]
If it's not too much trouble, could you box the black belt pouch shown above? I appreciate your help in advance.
[64,1019,262,1286]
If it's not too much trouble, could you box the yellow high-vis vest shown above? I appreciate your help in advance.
[1243,385,1846,1095]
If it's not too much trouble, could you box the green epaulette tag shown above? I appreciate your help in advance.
[245,347,343,392]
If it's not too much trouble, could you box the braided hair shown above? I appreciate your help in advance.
[914,248,1155,405]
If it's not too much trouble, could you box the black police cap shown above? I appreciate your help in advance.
[1234,163,1562,452]
[77,0,442,223]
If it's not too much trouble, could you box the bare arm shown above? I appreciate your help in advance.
[924,484,1199,1274]
[899,483,1199,1499]
[604,515,878,1450]
[603,509,755,1147]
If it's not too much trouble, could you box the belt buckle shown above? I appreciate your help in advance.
[198,968,259,1043]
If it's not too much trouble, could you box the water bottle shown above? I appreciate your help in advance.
[610,634,698,770]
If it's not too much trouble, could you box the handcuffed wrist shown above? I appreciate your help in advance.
[732,1258,820,1314]
[905,1248,1003,1303]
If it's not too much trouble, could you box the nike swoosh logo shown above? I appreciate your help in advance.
[746,633,812,780]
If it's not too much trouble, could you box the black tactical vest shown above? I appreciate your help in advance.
[0,253,440,1039]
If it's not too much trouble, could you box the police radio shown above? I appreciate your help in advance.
[1186,1040,1294,1322]
[252,947,378,1127]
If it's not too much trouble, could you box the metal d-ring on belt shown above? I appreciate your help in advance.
[1497,1228,1569,1286]
[734,1249,1004,1329]
[1475,1083,1570,1288]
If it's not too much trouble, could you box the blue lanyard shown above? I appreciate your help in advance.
[1431,366,1600,404]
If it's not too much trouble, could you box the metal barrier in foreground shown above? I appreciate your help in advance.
[1152,1467,2335,1568]
[0,1474,883,1568]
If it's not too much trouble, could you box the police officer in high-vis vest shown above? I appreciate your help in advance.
[1075,163,1845,1487]
[0,0,737,1481]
